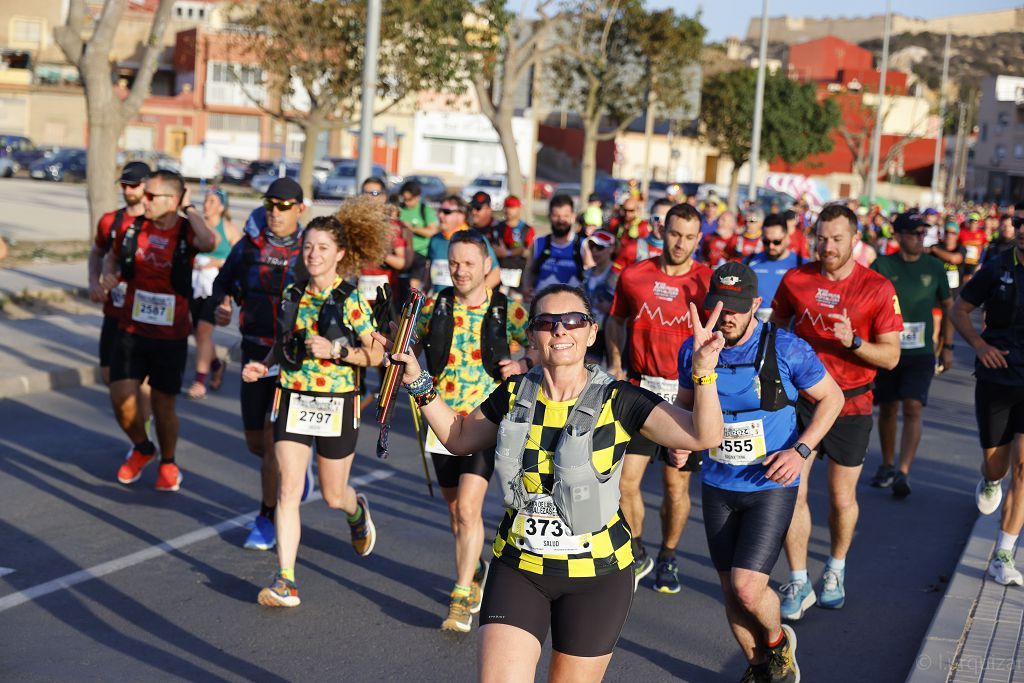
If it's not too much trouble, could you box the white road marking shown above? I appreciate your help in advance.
[0,468,394,613]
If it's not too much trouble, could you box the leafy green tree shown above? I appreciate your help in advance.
[550,0,704,203]
[700,68,840,207]
[230,0,466,197]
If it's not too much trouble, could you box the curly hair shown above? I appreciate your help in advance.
[304,198,395,278]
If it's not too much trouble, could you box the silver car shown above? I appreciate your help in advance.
[316,160,387,200]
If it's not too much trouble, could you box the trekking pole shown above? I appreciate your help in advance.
[408,394,435,498]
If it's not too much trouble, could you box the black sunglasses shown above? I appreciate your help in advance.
[264,198,298,211]
[439,208,461,215]
[762,237,784,246]
[529,312,594,332]
[362,189,383,197]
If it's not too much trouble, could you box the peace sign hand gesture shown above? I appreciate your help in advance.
[690,301,725,377]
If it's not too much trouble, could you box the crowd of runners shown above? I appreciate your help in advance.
[84,160,1024,682]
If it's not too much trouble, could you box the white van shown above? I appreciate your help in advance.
[179,145,223,182]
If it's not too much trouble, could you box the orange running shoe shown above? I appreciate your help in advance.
[117,449,155,485]
[154,462,182,492]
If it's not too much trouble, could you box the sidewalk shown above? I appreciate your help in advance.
[0,261,239,399]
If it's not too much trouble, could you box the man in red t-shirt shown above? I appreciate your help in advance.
[958,212,988,278]
[88,161,154,451]
[611,197,672,280]
[785,209,811,259]
[101,170,217,492]
[770,203,902,617]
[607,202,712,592]
[701,210,738,267]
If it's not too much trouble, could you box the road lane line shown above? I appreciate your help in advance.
[0,468,394,613]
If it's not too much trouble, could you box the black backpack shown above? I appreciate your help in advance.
[118,216,192,299]
[277,279,360,372]
[422,287,510,382]
[717,322,792,416]
[532,234,585,282]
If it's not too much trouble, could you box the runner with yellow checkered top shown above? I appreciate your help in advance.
[374,283,726,682]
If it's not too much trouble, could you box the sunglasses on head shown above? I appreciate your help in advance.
[762,237,784,246]
[120,181,141,189]
[263,198,297,212]
[529,312,594,332]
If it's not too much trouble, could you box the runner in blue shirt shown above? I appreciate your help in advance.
[746,213,805,323]
[673,262,843,682]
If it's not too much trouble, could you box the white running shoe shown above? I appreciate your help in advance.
[976,478,1004,515]
[989,549,1024,586]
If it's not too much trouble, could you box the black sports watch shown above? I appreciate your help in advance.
[794,442,812,459]
[846,335,862,351]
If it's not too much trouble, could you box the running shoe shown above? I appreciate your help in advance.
[652,557,681,594]
[257,573,300,607]
[117,449,155,485]
[441,592,472,632]
[870,464,896,488]
[349,493,376,557]
[817,567,845,609]
[988,549,1024,586]
[892,472,912,499]
[976,478,1004,515]
[740,663,771,683]
[779,580,816,621]
[766,624,800,683]
[468,560,490,614]
[154,462,182,492]
[633,552,654,591]
[244,515,276,550]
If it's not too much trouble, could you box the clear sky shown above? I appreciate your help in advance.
[647,1,1022,43]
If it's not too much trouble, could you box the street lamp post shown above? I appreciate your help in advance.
[747,0,769,206]
[866,0,892,204]
[357,0,382,186]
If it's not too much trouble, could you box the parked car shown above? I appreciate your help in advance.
[461,174,509,209]
[117,150,181,175]
[551,182,581,209]
[245,160,276,183]
[315,159,387,200]
[593,176,631,207]
[0,134,33,160]
[14,145,62,175]
[179,145,223,182]
[399,174,447,203]
[29,148,87,182]
[250,162,300,195]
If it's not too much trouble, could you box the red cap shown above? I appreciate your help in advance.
[504,196,521,208]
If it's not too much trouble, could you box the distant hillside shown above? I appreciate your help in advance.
[860,32,1024,96]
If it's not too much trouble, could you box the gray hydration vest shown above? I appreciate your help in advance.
[494,364,621,536]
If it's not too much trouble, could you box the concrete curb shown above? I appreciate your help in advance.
[0,341,240,401]
[907,510,1000,683]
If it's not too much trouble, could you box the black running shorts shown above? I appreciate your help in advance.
[240,341,276,432]
[874,354,935,406]
[796,398,872,467]
[99,314,121,368]
[975,380,1024,449]
[189,295,216,327]
[109,332,187,395]
[626,433,702,472]
[430,449,495,489]
[273,388,359,460]
[479,560,634,657]
[702,483,798,574]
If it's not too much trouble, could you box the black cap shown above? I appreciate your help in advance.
[892,212,928,234]
[119,161,151,184]
[470,191,491,208]
[705,262,759,313]
[588,192,602,204]
[265,177,303,203]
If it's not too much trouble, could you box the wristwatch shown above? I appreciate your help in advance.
[846,335,863,351]
[943,343,955,351]
[794,442,812,459]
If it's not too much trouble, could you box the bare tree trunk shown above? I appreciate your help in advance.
[580,119,600,207]
[727,162,742,209]
[495,107,525,202]
[86,119,123,235]
[298,109,324,201]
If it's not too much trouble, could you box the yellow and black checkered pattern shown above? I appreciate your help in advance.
[492,379,639,578]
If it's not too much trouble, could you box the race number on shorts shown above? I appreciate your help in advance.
[286,394,344,437]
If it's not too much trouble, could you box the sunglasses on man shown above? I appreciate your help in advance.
[263,198,298,212]
[762,237,784,246]
[528,312,595,332]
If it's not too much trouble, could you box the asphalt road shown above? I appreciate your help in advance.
[0,343,984,682]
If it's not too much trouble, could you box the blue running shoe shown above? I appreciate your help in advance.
[244,515,276,550]
[779,580,816,621]
[817,567,845,609]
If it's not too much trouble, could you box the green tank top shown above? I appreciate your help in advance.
[203,218,232,260]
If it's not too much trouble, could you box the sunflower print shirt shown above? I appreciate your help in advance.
[415,289,529,415]
[480,377,662,577]
[279,276,375,394]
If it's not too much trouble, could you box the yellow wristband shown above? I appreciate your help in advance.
[692,372,718,386]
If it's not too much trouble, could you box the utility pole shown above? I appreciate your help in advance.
[747,0,769,204]
[357,0,382,185]
[866,0,892,204]
[930,30,951,208]
[947,101,968,203]
[640,86,656,209]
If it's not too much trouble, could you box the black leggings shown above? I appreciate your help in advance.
[702,483,798,574]
[479,560,633,657]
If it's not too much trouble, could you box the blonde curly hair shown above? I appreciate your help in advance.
[303,197,395,278]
